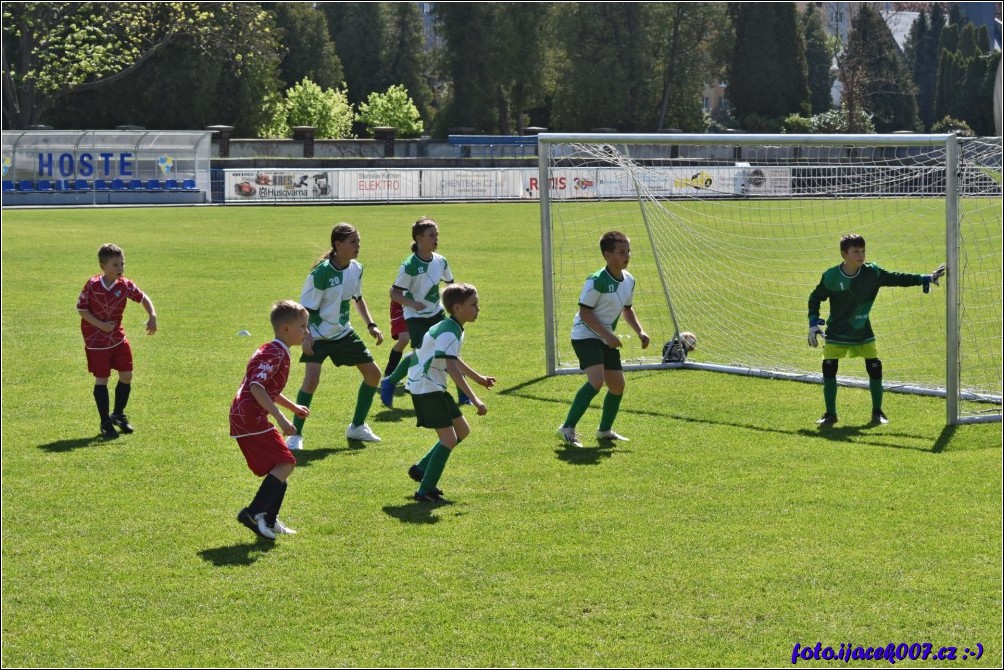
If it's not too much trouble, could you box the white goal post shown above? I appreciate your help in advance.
[538,133,1002,426]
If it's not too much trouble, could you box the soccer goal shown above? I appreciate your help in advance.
[538,133,1002,425]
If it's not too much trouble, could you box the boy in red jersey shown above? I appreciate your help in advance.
[76,243,157,439]
[230,300,312,540]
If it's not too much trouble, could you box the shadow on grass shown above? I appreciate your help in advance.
[555,440,623,466]
[198,541,275,567]
[382,499,457,524]
[38,435,112,452]
[370,406,415,423]
[294,446,363,468]
[504,376,972,454]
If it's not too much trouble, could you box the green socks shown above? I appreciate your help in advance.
[598,392,623,432]
[387,352,414,385]
[351,382,378,427]
[563,381,600,429]
[823,377,837,416]
[292,390,313,434]
[869,377,883,413]
[419,442,453,494]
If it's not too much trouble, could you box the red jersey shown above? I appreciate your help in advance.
[77,275,146,349]
[229,340,292,438]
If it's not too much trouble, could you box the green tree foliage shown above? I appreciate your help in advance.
[490,3,552,134]
[270,3,343,91]
[31,4,282,135]
[2,2,277,130]
[838,5,919,133]
[905,6,946,130]
[727,3,810,130]
[323,3,385,108]
[935,20,998,135]
[383,2,434,123]
[802,6,834,114]
[432,3,500,133]
[550,3,659,132]
[931,115,976,137]
[652,4,728,132]
[264,78,354,139]
[781,106,875,133]
[355,84,424,137]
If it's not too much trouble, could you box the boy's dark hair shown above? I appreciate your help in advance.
[840,234,866,252]
[317,223,358,266]
[98,243,124,264]
[443,283,477,314]
[411,216,438,253]
[271,300,307,329]
[600,231,629,254]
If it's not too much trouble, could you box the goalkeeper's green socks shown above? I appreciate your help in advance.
[823,378,837,416]
[563,381,600,428]
[869,377,883,413]
[598,392,623,432]
[386,352,414,385]
[293,390,313,434]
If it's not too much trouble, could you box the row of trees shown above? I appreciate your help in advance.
[3,2,999,137]
[729,3,1000,135]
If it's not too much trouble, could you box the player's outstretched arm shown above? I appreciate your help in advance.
[354,297,383,345]
[922,263,947,293]
[447,359,487,415]
[141,295,157,335]
[390,286,424,312]
[78,308,115,334]
[276,392,310,418]
[579,305,620,348]
[621,307,650,349]
[457,357,496,389]
[250,384,296,435]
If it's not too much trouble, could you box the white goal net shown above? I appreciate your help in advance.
[538,134,1001,425]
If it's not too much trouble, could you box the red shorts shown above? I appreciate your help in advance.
[390,302,407,339]
[236,429,296,477]
[85,340,134,378]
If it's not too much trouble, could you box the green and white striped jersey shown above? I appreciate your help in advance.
[392,252,454,319]
[300,258,364,341]
[406,316,464,395]
[571,267,635,341]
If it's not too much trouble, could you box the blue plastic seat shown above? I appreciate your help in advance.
[165,179,180,190]
[182,178,197,190]
[18,180,36,192]
[111,178,126,190]
[2,180,14,193]
[146,179,164,191]
[94,179,110,191]
[36,179,54,191]
[128,179,144,190]
[74,179,91,191]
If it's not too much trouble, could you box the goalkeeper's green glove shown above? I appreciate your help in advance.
[808,317,826,348]
[922,263,947,293]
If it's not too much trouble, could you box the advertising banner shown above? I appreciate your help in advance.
[521,168,601,200]
[338,170,420,200]
[421,169,525,200]
[226,170,335,202]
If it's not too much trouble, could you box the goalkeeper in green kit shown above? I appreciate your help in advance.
[807,234,946,426]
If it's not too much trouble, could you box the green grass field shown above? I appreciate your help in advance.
[2,203,1001,666]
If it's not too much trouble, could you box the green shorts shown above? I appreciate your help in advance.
[300,332,374,366]
[822,341,879,359]
[411,391,463,429]
[571,338,622,371]
[407,312,445,349]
